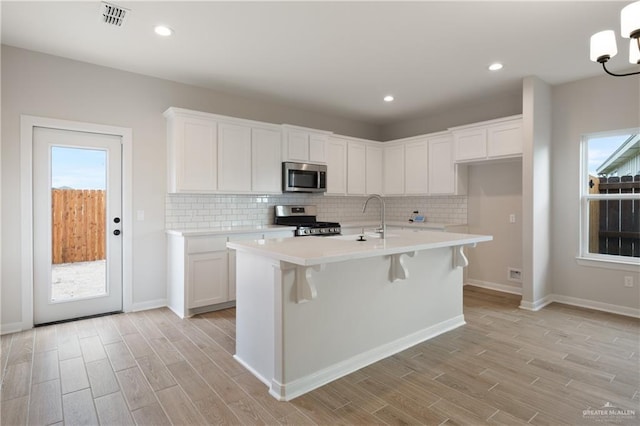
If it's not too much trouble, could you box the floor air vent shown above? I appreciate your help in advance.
[100,2,129,27]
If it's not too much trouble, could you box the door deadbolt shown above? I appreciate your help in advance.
[113,230,121,236]
[114,217,121,223]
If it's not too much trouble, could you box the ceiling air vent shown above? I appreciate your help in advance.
[100,2,129,27]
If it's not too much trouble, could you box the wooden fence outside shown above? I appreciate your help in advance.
[589,175,640,257]
[52,189,106,264]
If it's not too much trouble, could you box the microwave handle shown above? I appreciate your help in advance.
[317,171,321,189]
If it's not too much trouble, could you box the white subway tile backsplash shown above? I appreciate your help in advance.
[166,193,467,230]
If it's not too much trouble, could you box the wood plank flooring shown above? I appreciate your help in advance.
[1,286,638,425]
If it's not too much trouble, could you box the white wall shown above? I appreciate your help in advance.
[549,73,640,311]
[381,91,522,141]
[0,46,380,330]
[466,161,522,292]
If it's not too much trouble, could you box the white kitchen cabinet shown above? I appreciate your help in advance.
[188,251,229,308]
[487,119,523,158]
[168,229,294,318]
[218,122,252,192]
[453,128,487,162]
[252,127,282,193]
[428,134,467,195]
[404,139,429,195]
[366,145,383,195]
[167,234,230,318]
[165,108,282,194]
[166,111,218,193]
[283,125,331,164]
[347,142,366,195]
[326,137,347,195]
[453,115,523,163]
[383,143,405,195]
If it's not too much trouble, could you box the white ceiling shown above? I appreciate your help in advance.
[1,1,632,125]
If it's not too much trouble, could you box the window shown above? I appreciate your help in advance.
[580,130,640,266]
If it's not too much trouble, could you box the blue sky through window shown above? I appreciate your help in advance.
[587,134,631,175]
[51,146,106,190]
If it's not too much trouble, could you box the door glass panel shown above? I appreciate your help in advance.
[51,146,107,302]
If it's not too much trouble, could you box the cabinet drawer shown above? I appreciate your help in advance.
[187,236,228,254]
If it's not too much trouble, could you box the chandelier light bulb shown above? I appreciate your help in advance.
[590,30,618,62]
[620,0,640,38]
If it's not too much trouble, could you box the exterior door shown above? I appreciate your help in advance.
[33,127,122,324]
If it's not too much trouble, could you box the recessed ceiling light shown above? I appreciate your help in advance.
[488,63,503,71]
[154,25,173,37]
[383,95,394,102]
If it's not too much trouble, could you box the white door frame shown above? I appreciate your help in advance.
[21,115,133,330]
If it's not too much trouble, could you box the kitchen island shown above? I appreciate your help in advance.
[227,229,492,401]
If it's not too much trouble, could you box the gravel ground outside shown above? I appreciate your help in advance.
[51,260,106,301]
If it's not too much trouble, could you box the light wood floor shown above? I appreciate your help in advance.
[1,286,638,425]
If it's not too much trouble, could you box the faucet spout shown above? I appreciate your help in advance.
[362,194,386,239]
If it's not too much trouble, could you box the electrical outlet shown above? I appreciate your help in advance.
[508,267,522,282]
[624,276,634,287]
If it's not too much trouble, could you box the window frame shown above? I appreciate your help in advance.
[578,130,640,270]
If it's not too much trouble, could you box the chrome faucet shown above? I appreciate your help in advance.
[362,194,386,239]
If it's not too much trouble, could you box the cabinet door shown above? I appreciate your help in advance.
[404,140,429,194]
[454,128,487,162]
[287,130,309,162]
[188,251,228,308]
[309,133,328,163]
[218,123,251,192]
[383,144,405,195]
[174,117,218,192]
[252,127,282,193]
[428,135,455,194]
[366,145,383,195]
[347,142,366,195]
[326,138,347,195]
[487,120,523,158]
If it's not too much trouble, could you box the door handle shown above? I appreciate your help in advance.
[113,230,121,236]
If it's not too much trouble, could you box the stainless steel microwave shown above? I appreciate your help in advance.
[282,162,327,193]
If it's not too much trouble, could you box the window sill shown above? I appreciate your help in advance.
[576,256,640,272]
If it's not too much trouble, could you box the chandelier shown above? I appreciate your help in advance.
[589,1,640,77]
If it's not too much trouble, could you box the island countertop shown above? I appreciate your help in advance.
[227,229,492,266]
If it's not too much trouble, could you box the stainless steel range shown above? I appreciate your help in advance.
[274,205,341,236]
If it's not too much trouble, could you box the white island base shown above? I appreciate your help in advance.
[230,231,490,401]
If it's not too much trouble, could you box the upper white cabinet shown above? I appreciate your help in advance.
[166,112,218,193]
[487,119,523,158]
[326,137,347,195]
[218,123,252,192]
[347,142,366,195]
[252,127,282,193]
[282,125,331,164]
[365,145,383,195]
[165,108,282,194]
[404,138,429,195]
[383,143,405,195]
[453,115,523,163]
[428,133,467,195]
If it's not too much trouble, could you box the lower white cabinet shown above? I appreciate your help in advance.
[168,230,293,318]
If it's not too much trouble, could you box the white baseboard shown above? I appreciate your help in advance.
[551,294,640,318]
[519,295,554,311]
[465,281,639,319]
[130,299,167,312]
[267,315,466,401]
[465,279,522,295]
[1,322,24,335]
